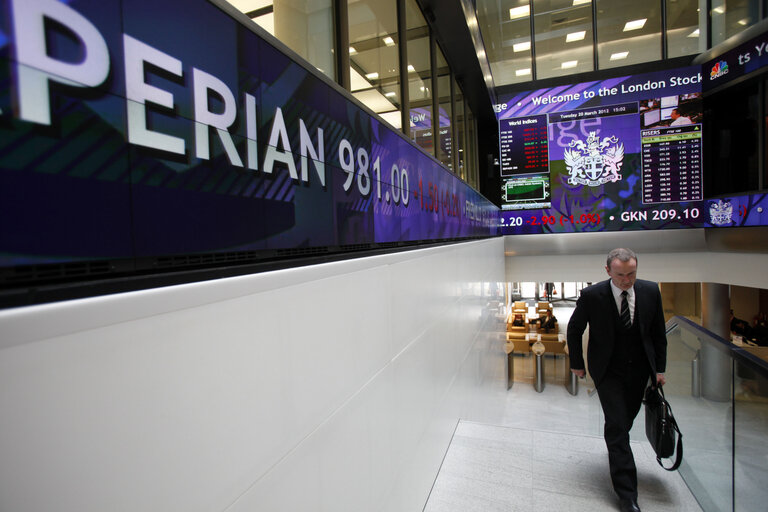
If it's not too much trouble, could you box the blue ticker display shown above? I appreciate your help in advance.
[0,0,498,279]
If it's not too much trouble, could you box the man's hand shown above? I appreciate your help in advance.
[656,373,666,386]
[571,369,586,378]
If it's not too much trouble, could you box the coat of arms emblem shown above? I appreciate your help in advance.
[564,132,624,186]
[709,199,733,225]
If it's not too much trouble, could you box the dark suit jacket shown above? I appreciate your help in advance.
[567,279,667,386]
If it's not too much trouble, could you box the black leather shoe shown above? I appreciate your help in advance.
[619,499,641,512]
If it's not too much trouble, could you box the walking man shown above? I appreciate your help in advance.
[567,248,667,512]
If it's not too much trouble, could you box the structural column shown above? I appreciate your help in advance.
[700,283,732,401]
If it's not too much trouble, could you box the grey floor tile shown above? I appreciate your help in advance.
[427,421,701,512]
[426,472,534,512]
[531,487,619,512]
[425,332,703,512]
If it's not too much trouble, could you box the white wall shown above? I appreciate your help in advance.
[507,251,768,287]
[0,238,505,512]
[504,231,768,289]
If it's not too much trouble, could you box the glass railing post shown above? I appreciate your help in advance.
[692,349,701,397]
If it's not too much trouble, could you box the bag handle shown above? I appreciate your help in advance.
[655,385,683,471]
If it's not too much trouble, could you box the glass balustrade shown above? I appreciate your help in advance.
[663,316,768,512]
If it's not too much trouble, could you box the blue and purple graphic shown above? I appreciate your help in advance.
[0,0,498,280]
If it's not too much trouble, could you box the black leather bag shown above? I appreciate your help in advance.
[643,384,683,471]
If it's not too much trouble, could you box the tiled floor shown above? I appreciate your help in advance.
[424,389,701,511]
[424,303,703,512]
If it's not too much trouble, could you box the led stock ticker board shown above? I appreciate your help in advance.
[495,66,768,234]
[0,0,497,278]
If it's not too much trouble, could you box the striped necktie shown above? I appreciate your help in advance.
[620,290,632,328]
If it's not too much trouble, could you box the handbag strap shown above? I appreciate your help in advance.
[656,386,683,471]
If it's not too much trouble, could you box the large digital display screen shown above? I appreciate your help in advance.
[702,27,768,93]
[0,0,498,285]
[495,65,768,234]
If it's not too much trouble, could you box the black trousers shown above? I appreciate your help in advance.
[596,364,650,501]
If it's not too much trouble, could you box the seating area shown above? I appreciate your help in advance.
[504,300,570,391]
[505,300,561,337]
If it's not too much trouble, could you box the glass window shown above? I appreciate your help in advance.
[348,0,401,129]
[466,105,478,188]
[436,46,453,170]
[534,0,594,80]
[711,0,761,47]
[667,0,704,58]
[405,0,433,153]
[226,0,336,80]
[454,78,465,180]
[596,0,662,69]
[666,0,707,58]
[477,0,533,86]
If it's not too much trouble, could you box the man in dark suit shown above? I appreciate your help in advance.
[538,309,557,332]
[567,248,667,512]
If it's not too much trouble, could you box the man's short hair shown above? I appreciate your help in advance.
[607,248,637,268]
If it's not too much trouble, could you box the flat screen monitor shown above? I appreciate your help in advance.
[661,95,679,107]
[493,33,768,235]
[493,65,732,233]
[643,109,661,126]
[661,107,677,120]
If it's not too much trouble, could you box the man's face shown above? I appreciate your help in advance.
[606,258,637,291]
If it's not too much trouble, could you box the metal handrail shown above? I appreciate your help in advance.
[667,315,768,380]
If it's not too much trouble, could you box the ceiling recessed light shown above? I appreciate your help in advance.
[610,51,629,60]
[623,18,647,31]
[385,91,396,97]
[513,41,531,52]
[738,18,749,25]
[515,68,531,76]
[566,31,586,42]
[561,60,578,69]
[713,6,725,14]
[383,36,395,46]
[365,72,379,80]
[509,5,530,20]
[573,0,591,5]
[407,64,415,72]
